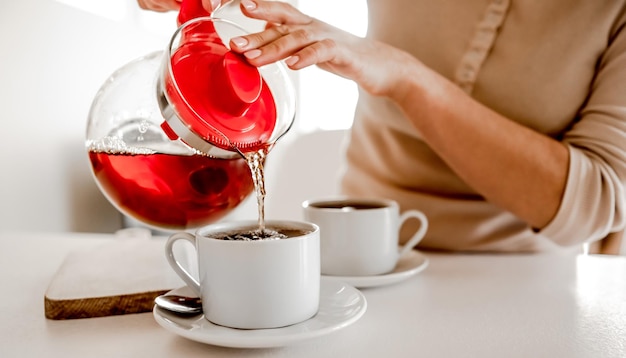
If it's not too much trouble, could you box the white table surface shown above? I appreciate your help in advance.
[1,231,625,358]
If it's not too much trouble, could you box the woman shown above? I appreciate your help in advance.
[140,0,626,253]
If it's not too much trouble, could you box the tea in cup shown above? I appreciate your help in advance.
[302,198,428,277]
[165,220,320,329]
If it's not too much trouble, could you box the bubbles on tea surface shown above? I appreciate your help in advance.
[86,119,197,156]
[86,136,156,155]
[216,229,287,241]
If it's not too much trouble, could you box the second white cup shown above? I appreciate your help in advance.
[303,198,428,277]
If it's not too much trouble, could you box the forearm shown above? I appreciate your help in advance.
[389,57,570,229]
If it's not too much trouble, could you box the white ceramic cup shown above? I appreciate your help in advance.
[165,220,320,329]
[303,198,428,277]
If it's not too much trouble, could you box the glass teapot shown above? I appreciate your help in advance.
[86,0,296,231]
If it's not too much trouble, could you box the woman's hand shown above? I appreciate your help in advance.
[137,0,225,13]
[232,1,569,230]
[230,0,418,98]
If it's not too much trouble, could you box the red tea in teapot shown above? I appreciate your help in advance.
[88,149,254,230]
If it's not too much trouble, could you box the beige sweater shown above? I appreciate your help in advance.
[341,0,626,252]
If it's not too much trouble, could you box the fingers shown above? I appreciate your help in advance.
[137,0,182,12]
[285,39,339,70]
[228,0,320,67]
[239,0,312,25]
[230,24,319,67]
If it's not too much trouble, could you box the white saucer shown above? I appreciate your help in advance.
[322,250,429,288]
[153,278,367,348]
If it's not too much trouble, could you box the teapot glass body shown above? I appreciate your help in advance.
[86,17,295,231]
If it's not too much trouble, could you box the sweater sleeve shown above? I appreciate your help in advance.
[540,12,626,245]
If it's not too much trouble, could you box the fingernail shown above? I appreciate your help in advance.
[244,49,262,59]
[241,0,257,11]
[210,0,221,11]
[285,56,299,67]
[231,37,248,48]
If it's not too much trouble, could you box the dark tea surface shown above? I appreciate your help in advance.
[310,201,387,210]
[208,225,311,241]
[88,149,254,230]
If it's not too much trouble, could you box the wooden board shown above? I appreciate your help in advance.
[44,235,187,320]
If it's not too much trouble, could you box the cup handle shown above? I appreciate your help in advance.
[397,210,429,258]
[165,232,202,297]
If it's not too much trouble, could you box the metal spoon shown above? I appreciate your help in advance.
[154,295,203,315]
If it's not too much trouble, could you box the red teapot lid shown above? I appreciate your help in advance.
[161,0,277,153]
[177,0,212,24]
